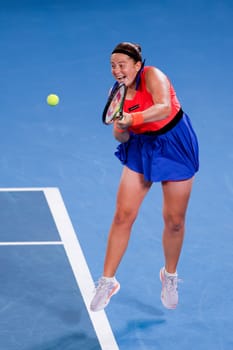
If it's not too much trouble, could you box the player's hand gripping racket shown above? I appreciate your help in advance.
[102,83,127,125]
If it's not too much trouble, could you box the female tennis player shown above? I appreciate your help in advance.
[90,42,199,311]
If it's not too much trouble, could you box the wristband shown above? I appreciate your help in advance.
[131,113,144,126]
[114,122,126,133]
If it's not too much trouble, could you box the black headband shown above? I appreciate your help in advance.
[111,48,142,62]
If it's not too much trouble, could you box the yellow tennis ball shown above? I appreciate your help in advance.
[47,94,59,106]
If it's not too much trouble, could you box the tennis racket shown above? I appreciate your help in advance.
[102,83,127,125]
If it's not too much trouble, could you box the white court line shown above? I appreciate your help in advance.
[44,188,119,350]
[0,241,63,246]
[0,187,119,350]
[0,187,48,191]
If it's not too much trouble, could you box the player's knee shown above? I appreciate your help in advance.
[164,214,184,234]
[114,208,137,226]
[171,222,183,233]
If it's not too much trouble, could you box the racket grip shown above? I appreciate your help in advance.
[131,113,144,126]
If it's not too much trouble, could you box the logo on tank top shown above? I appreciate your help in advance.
[128,104,140,112]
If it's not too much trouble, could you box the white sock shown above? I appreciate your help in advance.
[102,276,116,282]
[165,269,177,277]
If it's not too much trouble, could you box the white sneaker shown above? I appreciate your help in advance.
[90,277,120,312]
[160,267,178,309]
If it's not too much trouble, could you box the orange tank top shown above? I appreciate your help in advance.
[123,66,181,133]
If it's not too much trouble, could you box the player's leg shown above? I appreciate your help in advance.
[103,166,152,277]
[90,166,152,311]
[160,177,194,309]
[162,178,193,272]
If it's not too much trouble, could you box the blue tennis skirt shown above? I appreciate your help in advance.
[114,112,199,182]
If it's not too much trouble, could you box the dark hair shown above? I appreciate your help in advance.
[111,42,142,62]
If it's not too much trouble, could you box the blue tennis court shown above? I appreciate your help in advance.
[1,0,233,349]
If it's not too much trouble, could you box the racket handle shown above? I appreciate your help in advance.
[117,112,124,120]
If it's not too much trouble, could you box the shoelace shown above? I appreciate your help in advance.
[93,278,111,293]
[165,276,183,293]
[165,276,178,292]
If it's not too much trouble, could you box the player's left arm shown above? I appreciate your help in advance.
[142,66,172,122]
[116,67,172,129]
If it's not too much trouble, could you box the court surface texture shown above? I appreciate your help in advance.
[1,1,233,349]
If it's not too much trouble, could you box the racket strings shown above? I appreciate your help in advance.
[106,84,126,122]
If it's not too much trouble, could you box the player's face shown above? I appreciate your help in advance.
[111,53,141,88]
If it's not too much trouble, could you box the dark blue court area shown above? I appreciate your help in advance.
[0,190,103,350]
[1,0,233,349]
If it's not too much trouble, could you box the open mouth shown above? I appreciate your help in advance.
[117,76,126,83]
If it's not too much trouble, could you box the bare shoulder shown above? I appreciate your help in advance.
[144,66,169,96]
[145,66,167,83]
